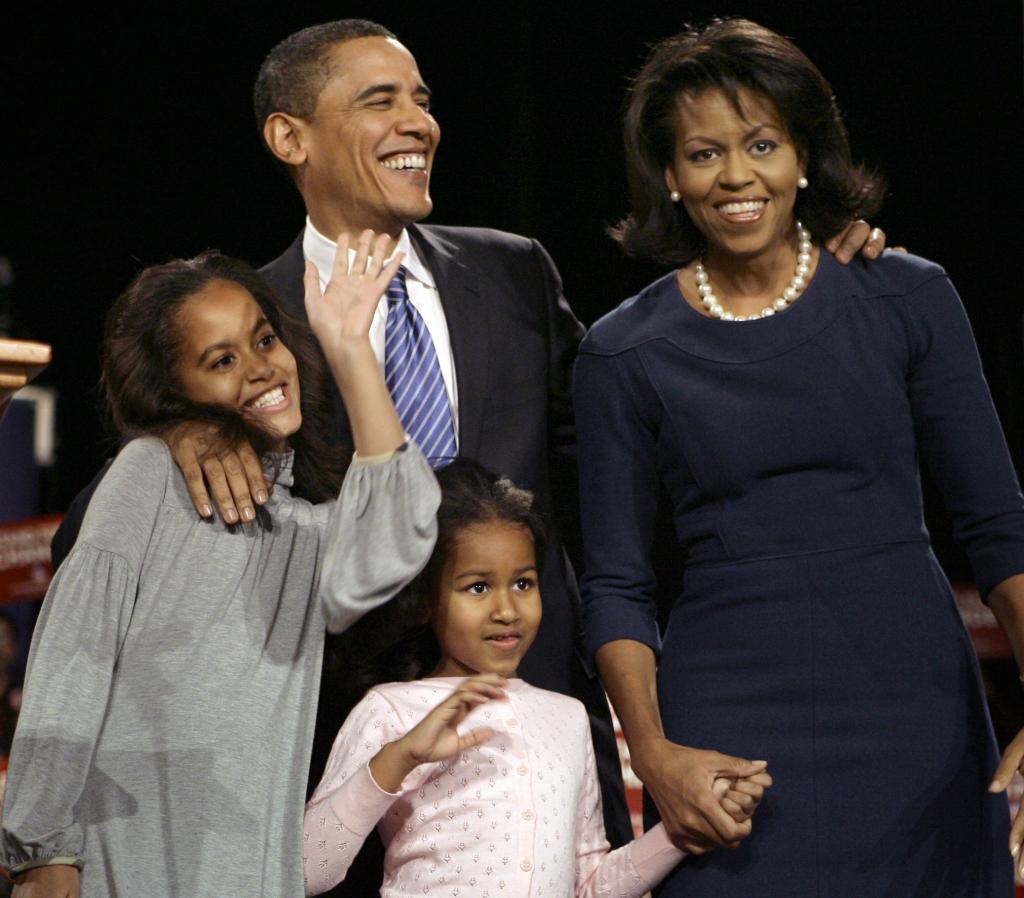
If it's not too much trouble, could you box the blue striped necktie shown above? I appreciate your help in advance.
[384,267,457,467]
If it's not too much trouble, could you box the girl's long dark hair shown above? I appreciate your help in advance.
[102,251,347,502]
[340,458,547,689]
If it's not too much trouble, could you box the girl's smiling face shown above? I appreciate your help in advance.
[172,279,302,440]
[430,519,542,679]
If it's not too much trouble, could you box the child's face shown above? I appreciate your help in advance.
[173,280,302,440]
[430,520,541,679]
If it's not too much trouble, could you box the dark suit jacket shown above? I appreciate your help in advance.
[262,222,587,666]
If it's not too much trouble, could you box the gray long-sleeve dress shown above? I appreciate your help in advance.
[0,436,439,896]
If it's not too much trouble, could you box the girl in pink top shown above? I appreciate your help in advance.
[304,460,772,897]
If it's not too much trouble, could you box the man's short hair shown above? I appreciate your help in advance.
[252,19,397,130]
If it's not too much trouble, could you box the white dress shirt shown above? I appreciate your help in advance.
[302,218,460,439]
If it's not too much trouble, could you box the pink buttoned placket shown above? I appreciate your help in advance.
[303,678,685,897]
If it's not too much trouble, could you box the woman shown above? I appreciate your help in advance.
[0,234,439,896]
[575,19,1024,897]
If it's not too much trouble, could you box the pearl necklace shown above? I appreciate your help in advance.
[694,223,812,322]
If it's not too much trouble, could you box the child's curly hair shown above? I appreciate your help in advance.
[337,458,547,687]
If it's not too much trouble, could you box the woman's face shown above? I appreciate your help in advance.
[664,88,805,262]
[172,280,302,439]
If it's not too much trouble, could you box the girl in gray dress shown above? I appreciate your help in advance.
[1,232,439,897]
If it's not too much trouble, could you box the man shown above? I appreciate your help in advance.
[249,20,636,873]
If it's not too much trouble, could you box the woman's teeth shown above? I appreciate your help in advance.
[718,200,766,215]
[250,386,285,410]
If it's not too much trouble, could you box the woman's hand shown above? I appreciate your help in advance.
[303,230,404,352]
[369,675,503,793]
[716,769,774,823]
[12,864,80,898]
[632,737,771,853]
[989,726,1024,876]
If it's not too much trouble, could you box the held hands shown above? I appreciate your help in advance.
[302,230,404,354]
[632,738,773,854]
[12,864,80,898]
[988,726,1024,877]
[370,674,504,794]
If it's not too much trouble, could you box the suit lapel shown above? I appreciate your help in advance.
[259,232,307,319]
[410,225,491,460]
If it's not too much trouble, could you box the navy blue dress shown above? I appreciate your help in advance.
[575,251,1024,897]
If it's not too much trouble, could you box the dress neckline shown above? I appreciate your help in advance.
[648,250,853,365]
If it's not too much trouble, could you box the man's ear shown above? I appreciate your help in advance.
[263,112,308,167]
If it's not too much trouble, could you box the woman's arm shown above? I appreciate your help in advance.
[982,575,1024,872]
[595,640,765,855]
[900,272,1024,870]
[574,351,763,853]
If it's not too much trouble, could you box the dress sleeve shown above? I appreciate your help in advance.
[303,689,411,896]
[903,275,1024,597]
[574,726,685,897]
[317,441,440,634]
[574,349,662,659]
[1,440,163,874]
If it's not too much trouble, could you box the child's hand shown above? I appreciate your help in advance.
[714,769,773,824]
[302,230,404,350]
[369,674,504,793]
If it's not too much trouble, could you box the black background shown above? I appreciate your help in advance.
[4,0,1023,567]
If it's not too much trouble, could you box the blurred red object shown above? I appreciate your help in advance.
[0,514,60,604]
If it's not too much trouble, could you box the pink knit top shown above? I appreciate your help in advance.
[304,677,684,896]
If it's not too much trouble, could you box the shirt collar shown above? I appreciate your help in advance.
[302,217,434,290]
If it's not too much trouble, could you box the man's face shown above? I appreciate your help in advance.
[298,36,440,239]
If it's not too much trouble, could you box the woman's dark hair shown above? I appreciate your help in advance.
[612,18,885,266]
[341,458,547,686]
[101,251,347,503]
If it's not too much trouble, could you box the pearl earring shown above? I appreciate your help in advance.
[670,190,681,202]
[797,176,808,189]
